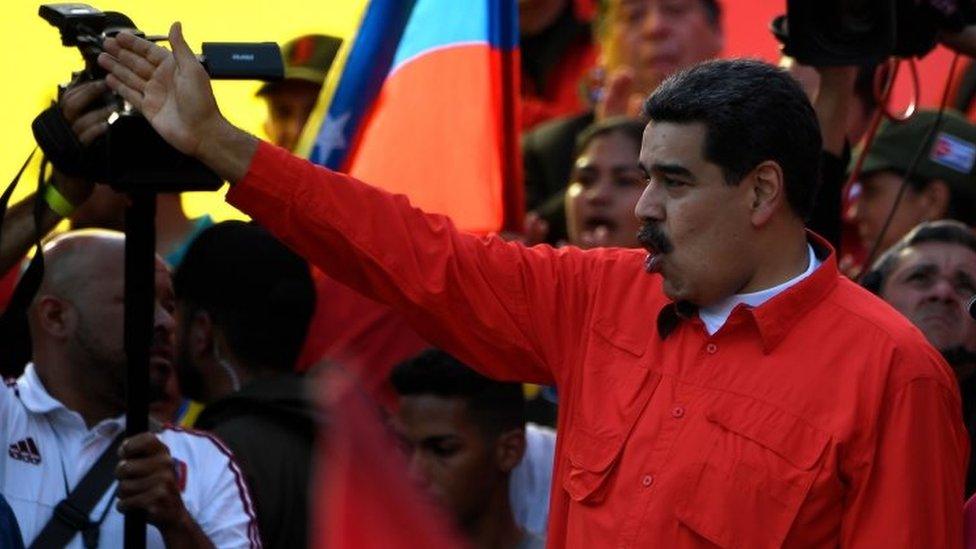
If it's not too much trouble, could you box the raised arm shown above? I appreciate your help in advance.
[97,23,624,385]
[0,81,107,276]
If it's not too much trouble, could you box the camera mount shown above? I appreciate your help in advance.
[31,5,284,547]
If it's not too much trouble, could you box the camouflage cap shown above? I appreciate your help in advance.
[257,34,342,95]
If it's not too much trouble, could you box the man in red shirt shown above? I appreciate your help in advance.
[99,25,968,547]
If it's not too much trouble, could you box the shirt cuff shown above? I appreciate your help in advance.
[226,140,301,222]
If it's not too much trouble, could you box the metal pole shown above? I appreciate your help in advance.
[123,191,156,549]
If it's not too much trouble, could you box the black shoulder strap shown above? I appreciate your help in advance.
[28,433,124,549]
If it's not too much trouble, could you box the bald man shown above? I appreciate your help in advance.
[0,231,260,548]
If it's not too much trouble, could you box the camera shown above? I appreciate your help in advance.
[32,3,284,192]
[774,0,976,66]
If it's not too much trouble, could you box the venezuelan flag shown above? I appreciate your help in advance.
[297,0,522,234]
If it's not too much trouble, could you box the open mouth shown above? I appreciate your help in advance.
[644,253,663,274]
[636,224,671,274]
[582,215,618,234]
[640,238,664,273]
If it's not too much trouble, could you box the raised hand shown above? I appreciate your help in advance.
[594,66,646,121]
[97,22,222,158]
[61,80,113,146]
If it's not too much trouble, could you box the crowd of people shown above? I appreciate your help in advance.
[2,0,976,547]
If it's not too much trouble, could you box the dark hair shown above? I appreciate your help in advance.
[391,349,525,437]
[574,116,646,158]
[173,221,315,373]
[862,220,976,294]
[643,58,823,219]
[945,188,976,226]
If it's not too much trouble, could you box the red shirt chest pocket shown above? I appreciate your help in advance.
[562,319,662,504]
[674,394,831,549]
[563,428,625,505]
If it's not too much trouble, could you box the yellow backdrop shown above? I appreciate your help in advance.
[1,0,364,220]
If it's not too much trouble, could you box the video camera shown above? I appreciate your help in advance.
[774,0,976,66]
[32,3,284,192]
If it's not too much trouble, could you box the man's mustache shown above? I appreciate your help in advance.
[637,223,673,254]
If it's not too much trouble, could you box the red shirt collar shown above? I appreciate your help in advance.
[656,231,840,353]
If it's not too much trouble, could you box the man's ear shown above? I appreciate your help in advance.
[494,428,526,473]
[920,179,951,221]
[35,295,74,339]
[188,309,215,361]
[748,161,787,227]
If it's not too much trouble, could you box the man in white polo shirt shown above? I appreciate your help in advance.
[0,230,260,548]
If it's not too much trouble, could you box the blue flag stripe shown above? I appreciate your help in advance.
[310,0,417,168]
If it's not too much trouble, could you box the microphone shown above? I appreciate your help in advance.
[970,295,976,320]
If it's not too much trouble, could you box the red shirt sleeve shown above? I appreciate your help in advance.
[295,267,428,394]
[227,141,614,386]
[840,358,968,547]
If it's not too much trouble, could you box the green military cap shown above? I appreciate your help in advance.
[257,34,343,95]
[855,109,976,194]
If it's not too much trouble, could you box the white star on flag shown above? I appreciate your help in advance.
[313,112,352,164]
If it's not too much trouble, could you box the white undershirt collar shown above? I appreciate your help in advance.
[698,244,821,336]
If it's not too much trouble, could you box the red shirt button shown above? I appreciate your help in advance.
[706,343,718,354]
[642,475,654,487]
[671,406,685,418]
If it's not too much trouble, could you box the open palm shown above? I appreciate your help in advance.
[98,22,221,157]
